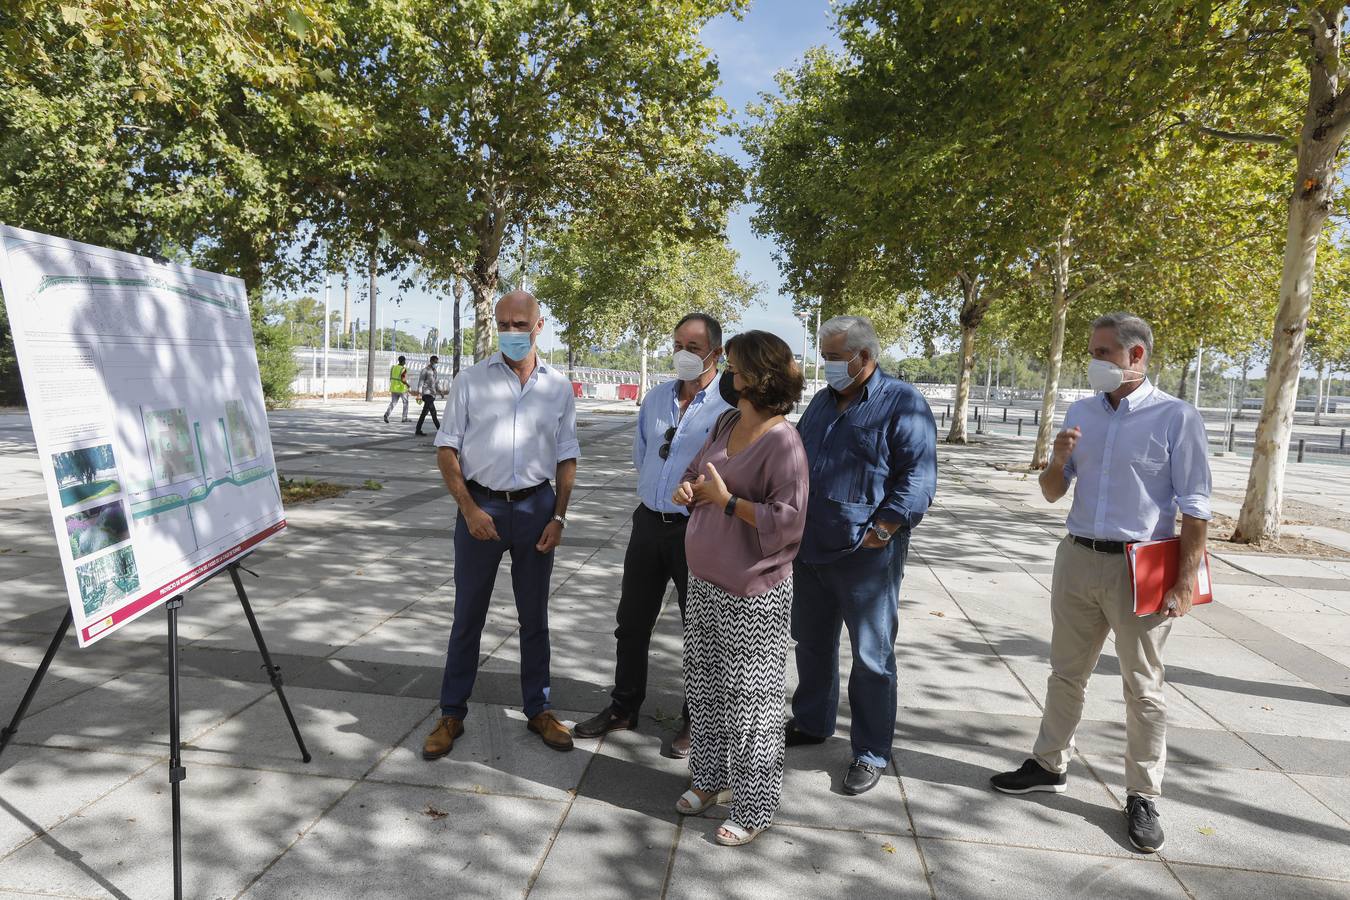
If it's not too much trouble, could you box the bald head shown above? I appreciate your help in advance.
[496,290,541,331]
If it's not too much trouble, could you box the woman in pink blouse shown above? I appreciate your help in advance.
[670,330,809,846]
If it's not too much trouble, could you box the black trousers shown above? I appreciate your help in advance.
[610,504,690,720]
[416,393,440,432]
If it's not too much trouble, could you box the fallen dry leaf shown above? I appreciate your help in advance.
[881,842,896,854]
[423,805,448,820]
[1197,826,1215,836]
[929,611,946,618]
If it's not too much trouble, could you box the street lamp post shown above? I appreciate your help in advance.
[795,310,811,393]
[322,269,330,401]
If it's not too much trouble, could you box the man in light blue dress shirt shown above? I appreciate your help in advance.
[422,291,580,759]
[991,312,1212,856]
[575,313,730,756]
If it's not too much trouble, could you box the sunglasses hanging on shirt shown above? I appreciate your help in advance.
[658,426,677,460]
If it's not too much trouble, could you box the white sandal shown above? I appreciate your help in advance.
[675,787,731,816]
[715,819,769,846]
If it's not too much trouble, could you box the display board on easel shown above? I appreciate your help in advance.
[0,224,286,644]
[0,224,309,900]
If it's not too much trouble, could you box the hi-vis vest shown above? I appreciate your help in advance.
[390,364,408,393]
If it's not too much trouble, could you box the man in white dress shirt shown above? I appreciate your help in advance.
[991,312,1212,855]
[422,290,580,757]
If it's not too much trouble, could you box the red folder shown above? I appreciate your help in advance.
[1127,538,1214,616]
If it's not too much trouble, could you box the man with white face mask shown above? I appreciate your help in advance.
[576,313,730,756]
[991,312,1212,856]
[787,314,937,796]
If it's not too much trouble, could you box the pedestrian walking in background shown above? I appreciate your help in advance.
[671,330,808,847]
[384,355,411,423]
[415,355,446,436]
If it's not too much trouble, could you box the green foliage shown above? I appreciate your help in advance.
[0,291,19,405]
[254,300,299,408]
[537,225,758,354]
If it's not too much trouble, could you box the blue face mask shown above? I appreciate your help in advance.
[498,331,534,362]
[824,352,860,391]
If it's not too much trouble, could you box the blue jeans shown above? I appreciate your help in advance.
[439,484,555,719]
[790,532,909,768]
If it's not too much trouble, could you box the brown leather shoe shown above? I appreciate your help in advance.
[422,715,464,759]
[528,711,574,752]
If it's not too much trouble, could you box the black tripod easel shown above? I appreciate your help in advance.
[0,557,311,900]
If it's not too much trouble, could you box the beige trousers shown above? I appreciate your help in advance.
[1031,536,1173,797]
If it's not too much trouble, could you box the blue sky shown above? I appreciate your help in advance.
[305,1,841,358]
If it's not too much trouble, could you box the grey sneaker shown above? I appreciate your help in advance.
[1125,795,1165,853]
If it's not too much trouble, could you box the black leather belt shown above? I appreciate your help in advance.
[467,480,549,502]
[1072,535,1129,554]
[639,504,688,526]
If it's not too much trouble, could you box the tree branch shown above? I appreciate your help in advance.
[1067,227,1269,304]
[1173,112,1289,146]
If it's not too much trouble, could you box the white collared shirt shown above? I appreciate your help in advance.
[1062,380,1212,542]
[433,353,580,491]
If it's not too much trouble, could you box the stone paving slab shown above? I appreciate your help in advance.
[239,781,566,900]
[918,839,1186,899]
[0,761,352,900]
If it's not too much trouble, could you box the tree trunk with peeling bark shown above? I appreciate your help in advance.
[1031,222,1072,469]
[946,271,987,444]
[1235,8,1350,544]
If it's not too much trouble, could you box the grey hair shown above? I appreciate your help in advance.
[818,315,882,360]
[1091,312,1153,359]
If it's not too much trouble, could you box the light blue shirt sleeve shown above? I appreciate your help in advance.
[555,389,580,462]
[633,394,650,471]
[435,372,471,451]
[1061,405,1080,481]
[1170,405,1212,520]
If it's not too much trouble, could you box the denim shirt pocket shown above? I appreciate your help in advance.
[847,426,884,502]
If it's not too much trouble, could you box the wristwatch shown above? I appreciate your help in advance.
[552,514,567,528]
[869,522,895,543]
[724,496,738,517]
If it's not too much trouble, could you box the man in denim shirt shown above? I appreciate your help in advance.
[576,313,730,756]
[787,315,937,795]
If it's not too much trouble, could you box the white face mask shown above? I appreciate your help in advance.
[673,348,715,381]
[1088,358,1144,393]
[824,352,861,391]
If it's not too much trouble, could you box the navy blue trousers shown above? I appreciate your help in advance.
[790,532,909,767]
[439,484,555,719]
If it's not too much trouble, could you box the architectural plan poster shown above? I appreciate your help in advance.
[0,225,286,646]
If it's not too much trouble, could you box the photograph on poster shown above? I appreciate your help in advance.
[75,546,140,617]
[53,443,121,507]
[65,500,132,560]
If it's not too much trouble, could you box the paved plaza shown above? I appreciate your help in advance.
[1,399,1349,899]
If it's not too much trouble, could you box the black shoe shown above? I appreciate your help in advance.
[383,414,389,423]
[415,431,426,436]
[574,706,637,739]
[842,760,883,795]
[990,758,1068,795]
[1125,795,1165,853]
[785,720,827,747]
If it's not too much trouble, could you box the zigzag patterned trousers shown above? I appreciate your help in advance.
[684,574,792,831]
